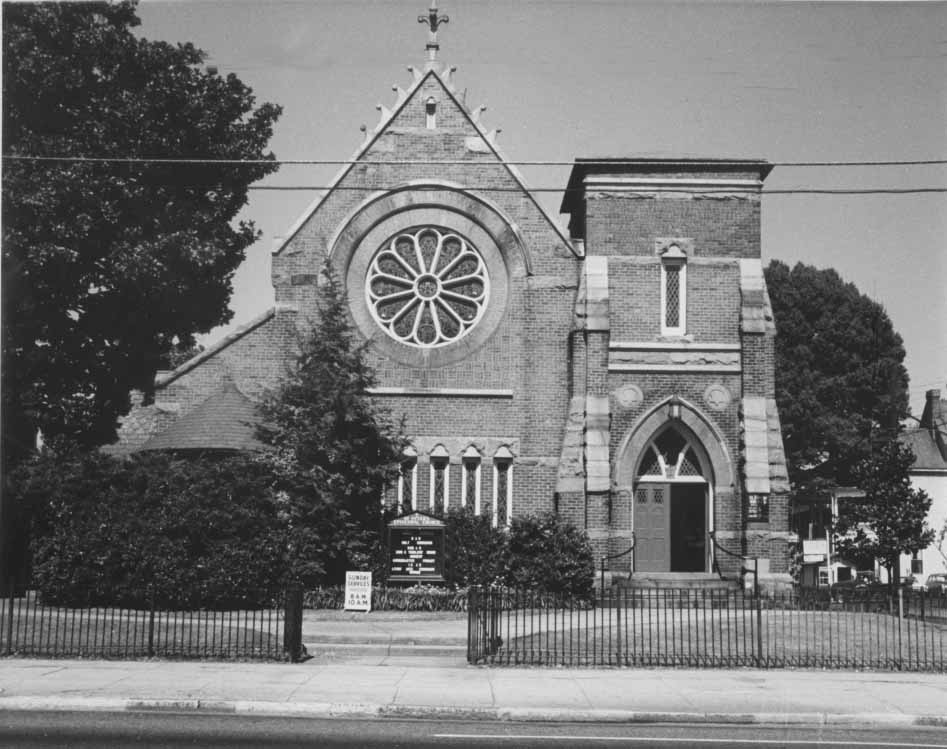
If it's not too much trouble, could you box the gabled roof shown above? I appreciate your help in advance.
[272,63,577,258]
[901,428,947,472]
[137,381,266,453]
[901,387,947,472]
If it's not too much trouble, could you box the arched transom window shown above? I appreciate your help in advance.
[365,227,490,348]
[636,426,707,482]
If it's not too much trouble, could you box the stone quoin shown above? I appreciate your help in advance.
[113,3,793,588]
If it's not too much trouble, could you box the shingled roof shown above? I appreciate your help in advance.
[137,381,266,453]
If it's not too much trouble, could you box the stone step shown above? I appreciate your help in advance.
[616,573,740,591]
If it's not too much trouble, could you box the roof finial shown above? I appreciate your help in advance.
[418,1,449,70]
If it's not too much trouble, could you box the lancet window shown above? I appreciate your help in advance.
[660,244,687,336]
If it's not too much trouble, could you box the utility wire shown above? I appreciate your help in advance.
[239,186,947,195]
[3,154,947,167]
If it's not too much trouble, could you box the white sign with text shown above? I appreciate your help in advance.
[344,571,372,612]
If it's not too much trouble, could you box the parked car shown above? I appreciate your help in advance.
[830,570,882,598]
[900,575,925,591]
[924,573,947,593]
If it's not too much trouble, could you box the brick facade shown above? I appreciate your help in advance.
[113,63,793,585]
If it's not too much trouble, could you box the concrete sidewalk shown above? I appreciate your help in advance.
[1,656,946,727]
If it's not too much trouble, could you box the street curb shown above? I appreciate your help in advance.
[0,697,944,727]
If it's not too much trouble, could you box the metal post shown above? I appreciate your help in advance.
[897,586,904,670]
[467,587,476,663]
[282,587,303,663]
[5,577,13,656]
[616,588,622,666]
[755,583,763,667]
[600,556,605,596]
[147,594,156,658]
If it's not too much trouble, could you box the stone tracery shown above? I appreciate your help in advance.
[365,227,489,347]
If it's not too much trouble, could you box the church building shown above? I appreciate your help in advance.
[114,6,793,587]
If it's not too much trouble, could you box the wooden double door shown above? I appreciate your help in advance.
[634,483,707,573]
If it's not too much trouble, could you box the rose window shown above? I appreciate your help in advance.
[365,227,490,347]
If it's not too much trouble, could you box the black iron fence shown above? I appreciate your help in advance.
[468,586,947,670]
[1,586,305,661]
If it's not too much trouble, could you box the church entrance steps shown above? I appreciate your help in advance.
[618,572,740,592]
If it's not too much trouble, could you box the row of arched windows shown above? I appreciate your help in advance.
[396,445,514,527]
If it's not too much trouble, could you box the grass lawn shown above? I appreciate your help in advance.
[480,606,947,669]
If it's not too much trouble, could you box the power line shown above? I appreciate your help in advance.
[243,185,947,195]
[3,154,947,167]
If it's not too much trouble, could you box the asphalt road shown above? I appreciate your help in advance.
[1,711,947,748]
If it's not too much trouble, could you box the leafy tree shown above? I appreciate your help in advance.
[258,263,407,586]
[765,261,909,490]
[2,1,281,464]
[834,440,934,582]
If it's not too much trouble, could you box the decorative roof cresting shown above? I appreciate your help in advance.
[418,1,449,69]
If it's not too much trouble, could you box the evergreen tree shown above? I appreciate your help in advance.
[834,440,934,582]
[258,263,406,585]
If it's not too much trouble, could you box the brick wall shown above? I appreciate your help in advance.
[586,196,761,258]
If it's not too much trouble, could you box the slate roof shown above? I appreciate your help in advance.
[137,381,266,453]
[901,429,947,471]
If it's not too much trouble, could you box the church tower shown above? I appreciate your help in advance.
[560,159,792,586]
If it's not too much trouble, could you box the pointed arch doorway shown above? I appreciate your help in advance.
[634,426,710,573]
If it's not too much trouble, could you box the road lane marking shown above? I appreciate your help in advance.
[433,735,947,747]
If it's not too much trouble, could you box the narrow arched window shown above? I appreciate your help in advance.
[493,446,514,527]
[429,444,449,515]
[461,446,481,512]
[398,447,418,512]
[660,244,687,336]
[425,97,437,129]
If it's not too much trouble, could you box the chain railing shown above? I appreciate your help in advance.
[599,533,635,592]
[708,530,759,596]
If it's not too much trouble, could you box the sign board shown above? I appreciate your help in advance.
[344,571,372,612]
[388,511,446,583]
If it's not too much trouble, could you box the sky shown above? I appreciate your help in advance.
[134,0,947,417]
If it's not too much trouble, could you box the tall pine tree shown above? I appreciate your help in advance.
[258,262,406,585]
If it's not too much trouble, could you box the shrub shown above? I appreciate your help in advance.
[18,447,287,608]
[442,507,509,587]
[506,512,595,599]
[438,508,594,598]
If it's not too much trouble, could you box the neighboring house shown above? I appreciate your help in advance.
[112,13,792,587]
[899,387,947,581]
[791,487,864,588]
[790,387,947,588]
